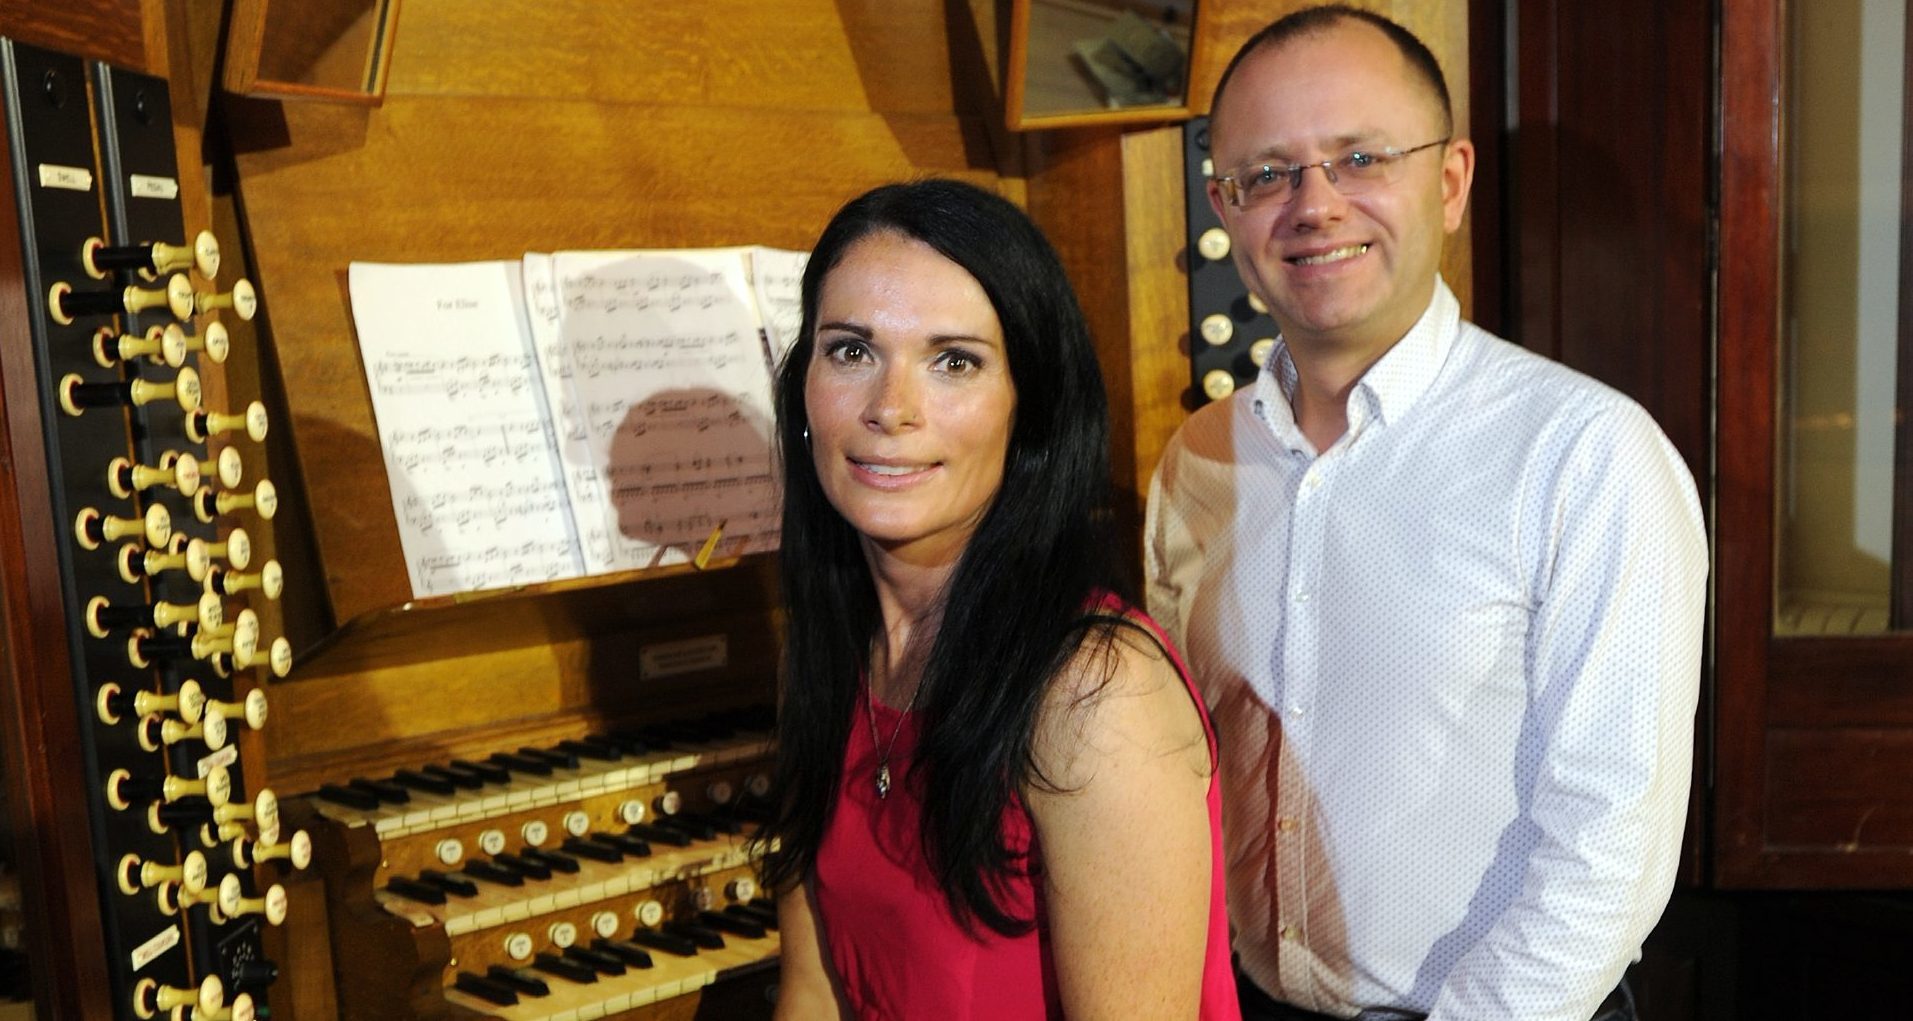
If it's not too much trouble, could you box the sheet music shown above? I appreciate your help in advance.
[530,249,781,572]
[749,246,809,367]
[348,261,584,597]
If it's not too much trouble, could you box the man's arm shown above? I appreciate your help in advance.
[1144,442,1192,646]
[1428,404,1707,1021]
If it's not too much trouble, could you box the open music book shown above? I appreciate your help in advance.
[347,246,808,598]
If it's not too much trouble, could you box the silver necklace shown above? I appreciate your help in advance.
[864,674,924,800]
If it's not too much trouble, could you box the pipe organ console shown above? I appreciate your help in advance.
[291,708,780,1019]
[0,39,302,1019]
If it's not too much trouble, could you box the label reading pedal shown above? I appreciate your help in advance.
[129,173,178,199]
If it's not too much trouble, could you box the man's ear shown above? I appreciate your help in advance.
[1440,138,1477,234]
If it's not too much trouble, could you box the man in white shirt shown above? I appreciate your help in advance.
[1144,7,1708,1021]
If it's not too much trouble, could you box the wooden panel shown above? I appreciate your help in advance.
[1182,0,1472,118]
[1024,127,1138,538]
[1508,0,1710,473]
[0,84,112,1019]
[1119,124,1194,547]
[0,0,144,71]
[1712,0,1785,887]
[1769,728,1913,853]
[1769,639,1913,725]
[384,0,961,115]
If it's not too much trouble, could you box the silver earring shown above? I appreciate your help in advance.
[802,425,810,448]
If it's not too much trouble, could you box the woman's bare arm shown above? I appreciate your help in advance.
[1026,627,1215,1019]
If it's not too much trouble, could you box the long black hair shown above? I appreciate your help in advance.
[756,178,1128,935]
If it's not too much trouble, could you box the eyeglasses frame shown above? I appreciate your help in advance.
[1212,137,1453,210]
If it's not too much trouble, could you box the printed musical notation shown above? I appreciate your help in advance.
[349,246,804,598]
[350,260,582,596]
[371,353,541,401]
[751,247,809,363]
[528,248,787,573]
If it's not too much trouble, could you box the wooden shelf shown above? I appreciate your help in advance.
[289,553,779,680]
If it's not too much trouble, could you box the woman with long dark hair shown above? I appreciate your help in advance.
[757,179,1238,1019]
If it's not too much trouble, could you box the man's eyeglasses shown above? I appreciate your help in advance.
[1212,138,1451,210]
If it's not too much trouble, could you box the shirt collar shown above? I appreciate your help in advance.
[1254,278,1461,439]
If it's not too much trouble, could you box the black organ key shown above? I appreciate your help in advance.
[461,859,523,887]
[454,971,518,1006]
[699,910,766,939]
[485,965,551,997]
[692,717,738,739]
[532,952,597,984]
[651,724,704,745]
[487,751,551,776]
[560,837,621,863]
[593,731,650,755]
[348,777,409,804]
[730,800,773,824]
[657,816,717,841]
[418,869,478,898]
[491,853,551,881]
[590,832,651,857]
[563,945,626,976]
[449,757,512,784]
[521,847,581,874]
[518,745,579,769]
[626,929,699,957]
[678,810,741,835]
[557,737,621,761]
[317,783,380,810]
[385,876,447,905]
[663,920,726,950]
[422,763,486,790]
[626,823,691,847]
[591,938,654,969]
[629,726,675,750]
[740,705,776,730]
[728,903,778,930]
[390,768,455,796]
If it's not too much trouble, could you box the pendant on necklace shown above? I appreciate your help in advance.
[875,764,892,800]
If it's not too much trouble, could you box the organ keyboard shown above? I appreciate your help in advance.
[296,709,780,1019]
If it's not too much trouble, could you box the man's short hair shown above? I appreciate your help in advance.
[1208,4,1454,138]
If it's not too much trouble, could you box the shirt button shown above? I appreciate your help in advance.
[1280,925,1300,942]
[1304,474,1322,491]
[1294,591,1311,603]
[1277,816,1299,832]
[1288,704,1307,717]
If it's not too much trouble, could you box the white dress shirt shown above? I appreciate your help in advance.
[1145,280,1707,1021]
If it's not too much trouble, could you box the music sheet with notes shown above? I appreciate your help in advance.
[347,260,585,596]
[350,246,804,598]
[524,248,783,574]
